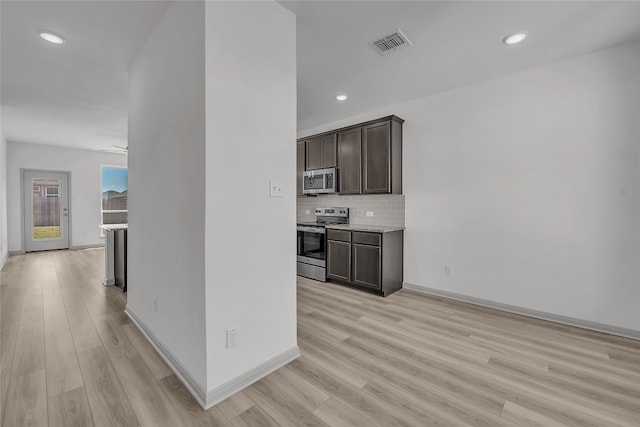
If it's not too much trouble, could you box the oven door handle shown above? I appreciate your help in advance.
[297,226,325,234]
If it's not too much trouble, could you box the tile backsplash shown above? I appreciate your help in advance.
[297,194,405,227]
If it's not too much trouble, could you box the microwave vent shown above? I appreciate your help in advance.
[369,29,412,55]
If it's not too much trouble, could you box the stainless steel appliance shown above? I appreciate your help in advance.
[297,207,349,281]
[303,168,337,194]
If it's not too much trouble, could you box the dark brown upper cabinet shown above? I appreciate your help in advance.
[321,134,337,168]
[362,118,403,194]
[337,127,362,194]
[305,137,322,170]
[298,115,403,195]
[305,133,336,170]
[296,141,305,196]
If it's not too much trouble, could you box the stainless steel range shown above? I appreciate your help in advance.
[297,207,349,281]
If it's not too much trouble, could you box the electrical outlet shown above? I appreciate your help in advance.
[445,265,453,277]
[153,296,158,312]
[305,210,310,215]
[270,180,283,197]
[366,211,374,217]
[226,327,238,348]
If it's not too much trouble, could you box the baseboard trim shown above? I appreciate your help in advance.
[125,306,208,408]
[125,305,301,410]
[7,245,102,254]
[70,244,104,250]
[403,282,640,341]
[203,346,300,410]
[0,252,7,270]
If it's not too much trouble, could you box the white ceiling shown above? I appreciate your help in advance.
[1,0,169,151]
[2,1,640,149]
[281,1,640,131]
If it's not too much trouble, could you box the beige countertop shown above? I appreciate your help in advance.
[99,224,128,231]
[325,224,404,233]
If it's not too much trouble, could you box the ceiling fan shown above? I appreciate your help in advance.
[100,145,128,154]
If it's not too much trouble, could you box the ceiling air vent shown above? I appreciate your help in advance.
[369,29,412,56]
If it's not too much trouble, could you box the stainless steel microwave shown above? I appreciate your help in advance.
[303,168,337,194]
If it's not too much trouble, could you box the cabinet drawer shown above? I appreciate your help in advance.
[352,232,381,246]
[327,229,351,243]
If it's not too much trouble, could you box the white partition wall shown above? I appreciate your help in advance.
[0,135,7,267]
[127,0,208,401]
[204,1,298,403]
[127,0,297,408]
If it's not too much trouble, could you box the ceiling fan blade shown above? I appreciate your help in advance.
[100,148,128,154]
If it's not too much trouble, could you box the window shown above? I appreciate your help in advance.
[33,185,40,194]
[101,165,128,226]
[46,187,59,198]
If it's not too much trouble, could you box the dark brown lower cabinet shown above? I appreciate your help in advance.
[352,244,381,290]
[327,240,351,282]
[326,229,403,297]
[114,228,127,292]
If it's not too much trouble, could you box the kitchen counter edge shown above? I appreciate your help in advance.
[325,224,404,233]
[99,224,128,231]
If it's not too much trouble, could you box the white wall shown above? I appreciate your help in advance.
[300,40,640,333]
[6,142,126,252]
[205,1,297,392]
[0,134,7,266]
[0,4,5,267]
[127,1,207,391]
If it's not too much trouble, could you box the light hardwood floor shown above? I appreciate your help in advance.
[1,249,639,426]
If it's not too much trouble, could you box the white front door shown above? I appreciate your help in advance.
[23,170,70,252]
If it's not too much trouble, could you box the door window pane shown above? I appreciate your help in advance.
[32,178,61,239]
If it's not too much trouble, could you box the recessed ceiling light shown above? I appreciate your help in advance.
[40,31,65,45]
[503,33,527,45]
[336,94,348,101]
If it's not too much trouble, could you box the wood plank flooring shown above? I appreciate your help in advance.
[1,249,639,426]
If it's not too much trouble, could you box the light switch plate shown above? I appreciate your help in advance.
[445,265,453,277]
[270,180,283,197]
[226,327,238,348]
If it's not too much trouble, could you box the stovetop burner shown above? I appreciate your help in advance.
[298,207,349,228]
